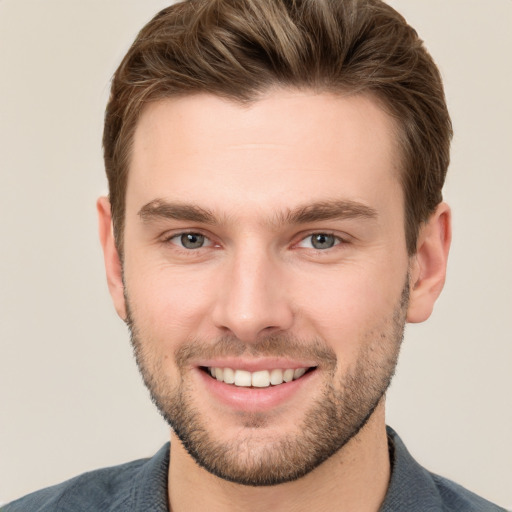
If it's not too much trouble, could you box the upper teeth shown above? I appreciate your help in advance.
[208,367,308,387]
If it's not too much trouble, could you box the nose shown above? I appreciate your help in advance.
[211,245,294,343]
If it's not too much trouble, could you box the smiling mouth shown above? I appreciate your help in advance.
[201,366,316,388]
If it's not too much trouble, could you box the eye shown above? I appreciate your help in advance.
[170,232,211,250]
[298,233,340,250]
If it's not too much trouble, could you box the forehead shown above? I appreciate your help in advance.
[126,90,403,221]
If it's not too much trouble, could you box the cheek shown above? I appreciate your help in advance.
[291,265,405,353]
[125,261,217,347]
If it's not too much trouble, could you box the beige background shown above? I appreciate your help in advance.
[1,0,511,507]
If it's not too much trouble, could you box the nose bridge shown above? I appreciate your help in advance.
[212,240,293,341]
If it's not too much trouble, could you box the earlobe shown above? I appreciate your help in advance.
[97,196,127,321]
[407,202,451,323]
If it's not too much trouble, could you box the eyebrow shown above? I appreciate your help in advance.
[138,200,216,224]
[137,198,377,226]
[277,200,378,225]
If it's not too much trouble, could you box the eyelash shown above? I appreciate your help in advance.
[162,231,348,252]
[295,232,344,250]
[164,231,215,251]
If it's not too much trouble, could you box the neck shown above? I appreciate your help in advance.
[167,401,391,512]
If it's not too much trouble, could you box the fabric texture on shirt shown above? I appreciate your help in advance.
[3,427,506,511]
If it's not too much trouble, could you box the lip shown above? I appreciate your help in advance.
[194,357,318,372]
[195,364,318,412]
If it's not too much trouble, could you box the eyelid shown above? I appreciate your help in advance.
[159,229,351,250]
[294,231,349,249]
[162,230,215,248]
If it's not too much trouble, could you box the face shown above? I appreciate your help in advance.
[118,90,412,485]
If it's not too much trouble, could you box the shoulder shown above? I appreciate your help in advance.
[382,427,507,512]
[430,472,508,512]
[2,444,170,512]
[2,459,146,512]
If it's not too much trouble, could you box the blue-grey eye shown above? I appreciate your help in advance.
[180,233,205,249]
[310,233,336,249]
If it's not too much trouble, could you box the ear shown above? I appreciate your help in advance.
[407,202,451,323]
[97,196,127,321]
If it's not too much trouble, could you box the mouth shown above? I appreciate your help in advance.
[200,366,317,388]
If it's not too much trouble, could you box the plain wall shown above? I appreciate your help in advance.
[1,0,511,507]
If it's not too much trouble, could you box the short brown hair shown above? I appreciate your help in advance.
[103,0,452,255]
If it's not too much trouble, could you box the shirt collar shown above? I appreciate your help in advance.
[132,428,443,512]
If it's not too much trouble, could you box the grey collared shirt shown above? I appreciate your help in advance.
[3,427,506,511]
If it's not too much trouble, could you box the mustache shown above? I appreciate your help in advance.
[174,334,338,370]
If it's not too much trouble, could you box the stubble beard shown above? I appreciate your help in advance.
[125,282,409,487]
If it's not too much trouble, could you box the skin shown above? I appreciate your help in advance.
[98,90,451,512]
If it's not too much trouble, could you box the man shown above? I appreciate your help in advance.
[4,0,506,510]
